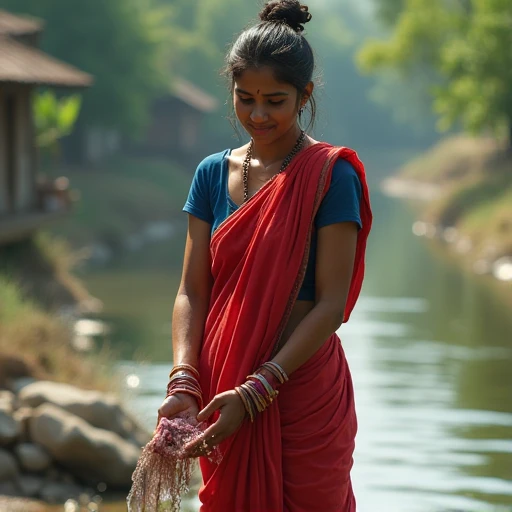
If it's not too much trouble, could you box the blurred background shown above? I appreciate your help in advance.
[0,0,511,511]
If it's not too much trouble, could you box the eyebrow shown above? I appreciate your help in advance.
[235,88,289,97]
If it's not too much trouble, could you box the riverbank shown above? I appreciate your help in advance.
[0,230,143,507]
[382,135,512,289]
[45,155,192,249]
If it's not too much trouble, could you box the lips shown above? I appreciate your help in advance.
[249,124,275,135]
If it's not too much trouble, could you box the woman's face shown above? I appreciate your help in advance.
[233,66,308,144]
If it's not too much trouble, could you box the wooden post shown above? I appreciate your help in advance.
[14,86,36,213]
[0,88,8,215]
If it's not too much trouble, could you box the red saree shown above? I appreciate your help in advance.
[197,143,372,511]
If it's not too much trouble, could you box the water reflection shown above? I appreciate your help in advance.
[118,294,512,511]
[86,189,512,511]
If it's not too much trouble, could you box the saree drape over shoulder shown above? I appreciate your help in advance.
[197,143,372,512]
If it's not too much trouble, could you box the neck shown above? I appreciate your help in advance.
[251,125,303,167]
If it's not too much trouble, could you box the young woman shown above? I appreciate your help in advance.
[158,1,372,510]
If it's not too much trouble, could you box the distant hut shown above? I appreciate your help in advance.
[129,77,219,166]
[0,9,92,246]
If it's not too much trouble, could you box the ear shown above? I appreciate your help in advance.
[301,81,314,108]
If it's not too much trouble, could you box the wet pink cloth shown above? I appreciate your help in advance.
[197,144,372,511]
[127,417,222,512]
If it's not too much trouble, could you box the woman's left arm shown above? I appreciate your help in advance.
[271,221,358,375]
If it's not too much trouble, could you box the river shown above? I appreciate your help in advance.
[82,169,512,512]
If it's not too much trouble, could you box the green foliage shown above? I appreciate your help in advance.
[33,91,81,153]
[359,0,512,140]
[1,0,175,135]
[434,0,512,136]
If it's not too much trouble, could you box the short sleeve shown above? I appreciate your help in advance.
[183,158,214,224]
[315,158,362,230]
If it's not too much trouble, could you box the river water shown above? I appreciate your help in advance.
[83,172,512,512]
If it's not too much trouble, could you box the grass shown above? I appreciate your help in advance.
[0,232,91,312]
[44,155,193,247]
[0,274,116,392]
[396,134,512,261]
[398,134,503,184]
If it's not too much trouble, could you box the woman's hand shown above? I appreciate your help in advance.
[156,393,200,431]
[184,390,246,457]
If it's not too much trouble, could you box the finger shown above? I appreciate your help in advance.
[185,435,213,458]
[196,395,224,423]
[159,398,182,418]
[183,422,223,456]
[201,422,224,443]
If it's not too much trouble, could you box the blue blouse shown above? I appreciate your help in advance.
[183,149,362,301]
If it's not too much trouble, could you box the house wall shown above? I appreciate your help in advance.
[14,86,36,213]
[141,98,201,160]
[0,87,8,214]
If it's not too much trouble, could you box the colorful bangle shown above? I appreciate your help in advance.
[242,382,267,412]
[166,382,202,399]
[166,387,203,410]
[235,386,253,422]
[236,386,255,422]
[261,362,288,383]
[241,386,257,420]
[169,364,200,380]
[259,363,283,384]
[167,375,201,389]
[250,374,278,401]
[256,367,280,390]
[169,373,200,386]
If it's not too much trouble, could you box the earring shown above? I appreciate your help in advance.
[298,106,304,117]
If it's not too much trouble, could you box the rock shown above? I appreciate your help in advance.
[0,390,16,413]
[0,480,19,496]
[12,407,32,442]
[44,465,61,482]
[0,448,19,480]
[0,411,21,445]
[18,474,45,497]
[0,355,35,391]
[14,443,51,472]
[19,381,148,444]
[29,403,139,487]
[39,481,84,504]
[9,377,37,395]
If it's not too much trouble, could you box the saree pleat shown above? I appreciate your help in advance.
[197,143,372,511]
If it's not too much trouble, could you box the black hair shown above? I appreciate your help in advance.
[225,0,317,132]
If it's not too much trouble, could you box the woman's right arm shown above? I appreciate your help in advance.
[172,215,213,366]
[157,215,213,425]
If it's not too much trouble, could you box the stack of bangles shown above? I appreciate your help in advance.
[235,362,289,422]
[166,363,203,410]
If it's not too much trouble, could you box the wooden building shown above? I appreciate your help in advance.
[0,9,92,246]
[129,77,219,166]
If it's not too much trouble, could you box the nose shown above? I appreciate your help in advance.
[250,105,268,123]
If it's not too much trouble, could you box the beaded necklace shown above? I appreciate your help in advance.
[242,130,306,203]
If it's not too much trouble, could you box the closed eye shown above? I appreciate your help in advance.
[238,97,285,106]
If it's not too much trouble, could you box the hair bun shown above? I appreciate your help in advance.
[259,1,312,33]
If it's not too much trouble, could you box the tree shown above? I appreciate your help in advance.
[373,0,407,26]
[1,0,176,136]
[358,0,512,145]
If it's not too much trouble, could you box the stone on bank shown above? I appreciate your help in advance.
[0,379,150,505]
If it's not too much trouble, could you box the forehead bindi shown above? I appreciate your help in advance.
[234,67,293,97]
